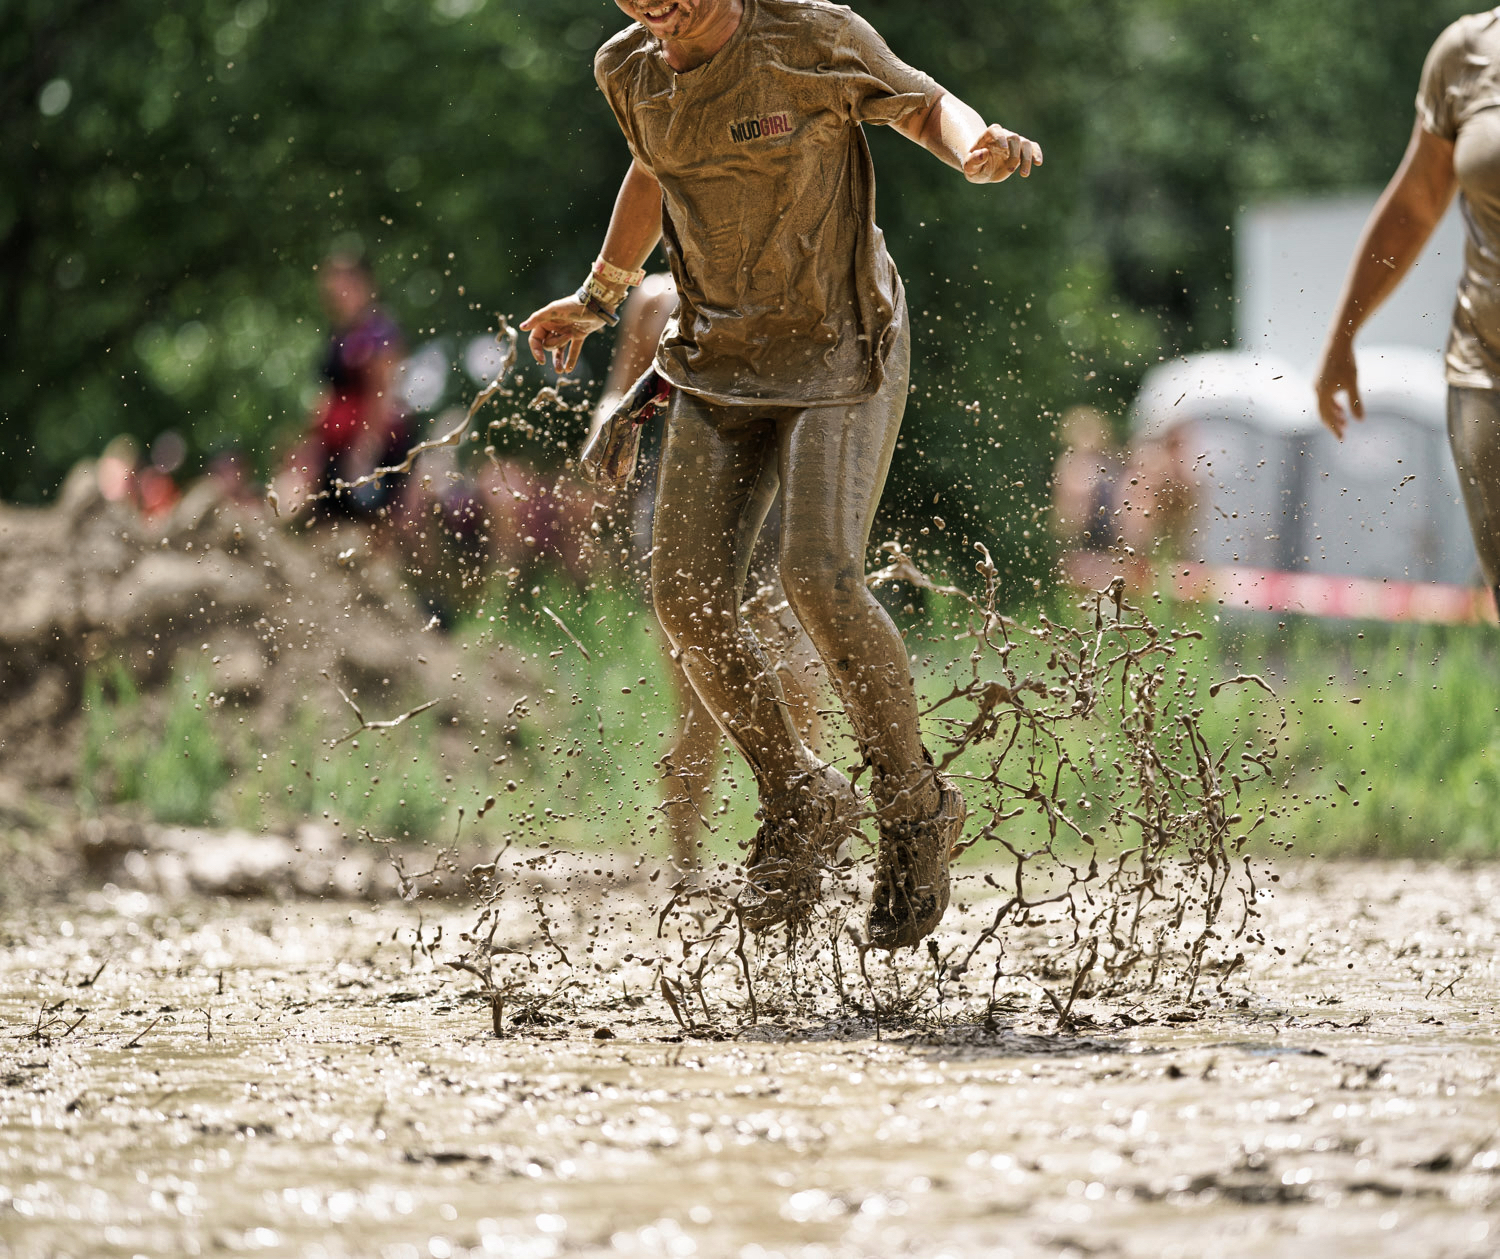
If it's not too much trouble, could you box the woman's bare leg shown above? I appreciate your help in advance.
[650,401,808,796]
[774,307,939,825]
[661,659,720,869]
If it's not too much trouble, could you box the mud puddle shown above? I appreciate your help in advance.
[4,861,1499,1257]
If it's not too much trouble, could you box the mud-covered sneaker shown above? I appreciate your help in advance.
[867,773,966,949]
[738,763,860,931]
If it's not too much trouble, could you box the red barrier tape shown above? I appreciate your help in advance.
[1062,551,1497,626]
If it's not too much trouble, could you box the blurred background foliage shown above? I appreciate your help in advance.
[2,0,1472,601]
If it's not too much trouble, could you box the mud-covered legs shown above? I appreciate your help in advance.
[651,405,806,797]
[660,660,720,868]
[661,587,825,869]
[1449,386,1500,602]
[650,306,937,829]
[774,372,939,823]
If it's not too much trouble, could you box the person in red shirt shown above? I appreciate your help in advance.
[281,254,412,522]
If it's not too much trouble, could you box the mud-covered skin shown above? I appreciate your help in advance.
[610,0,736,57]
[5,863,1500,1259]
[1420,11,1500,392]
[658,534,827,871]
[1448,385,1500,589]
[651,304,942,842]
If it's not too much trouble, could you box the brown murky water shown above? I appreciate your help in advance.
[2,861,1498,1259]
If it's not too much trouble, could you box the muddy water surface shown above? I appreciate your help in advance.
[3,862,1499,1259]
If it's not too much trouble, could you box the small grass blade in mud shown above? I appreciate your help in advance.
[541,605,592,661]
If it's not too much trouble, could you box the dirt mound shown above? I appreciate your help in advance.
[0,462,527,791]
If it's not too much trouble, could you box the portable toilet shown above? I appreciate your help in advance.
[1130,351,1316,570]
[1299,345,1474,584]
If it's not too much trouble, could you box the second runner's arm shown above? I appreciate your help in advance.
[1313,120,1456,439]
[520,159,665,375]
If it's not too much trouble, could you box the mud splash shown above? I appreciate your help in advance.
[2,863,1498,1259]
[437,568,1285,1042]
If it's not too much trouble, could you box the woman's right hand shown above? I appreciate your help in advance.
[1314,338,1364,441]
[520,296,609,374]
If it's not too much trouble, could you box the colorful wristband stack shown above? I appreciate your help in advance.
[592,258,647,289]
[575,283,620,326]
[576,257,648,327]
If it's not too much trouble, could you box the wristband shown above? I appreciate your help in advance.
[583,271,629,308]
[593,257,647,289]
[575,285,620,326]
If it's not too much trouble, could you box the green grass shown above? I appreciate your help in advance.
[1251,618,1500,856]
[80,664,227,826]
[76,575,755,857]
[451,575,762,857]
[883,587,1500,861]
[1064,602,1500,859]
[76,571,1500,861]
[81,659,459,840]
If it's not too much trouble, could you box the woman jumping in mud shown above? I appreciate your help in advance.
[1316,10,1500,610]
[522,0,1042,948]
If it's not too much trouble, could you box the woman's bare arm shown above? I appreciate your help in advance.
[896,91,1042,183]
[521,159,665,374]
[594,276,675,421]
[1314,120,1457,438]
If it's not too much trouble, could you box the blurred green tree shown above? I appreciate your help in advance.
[0,0,1472,599]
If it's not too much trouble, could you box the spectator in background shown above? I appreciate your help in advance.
[205,447,263,508]
[95,435,141,508]
[94,431,184,520]
[1051,405,1121,553]
[278,253,412,523]
[1054,405,1196,585]
[477,453,595,591]
[137,431,185,520]
[1120,425,1196,560]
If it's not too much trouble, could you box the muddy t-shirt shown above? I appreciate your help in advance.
[1418,8,1500,389]
[595,0,942,405]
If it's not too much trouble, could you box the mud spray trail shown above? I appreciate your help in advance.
[1,863,1497,1259]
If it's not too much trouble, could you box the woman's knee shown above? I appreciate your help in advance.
[652,566,739,648]
[781,548,865,639]
[650,569,696,645]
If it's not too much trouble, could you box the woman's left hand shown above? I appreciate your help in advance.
[964,126,1043,183]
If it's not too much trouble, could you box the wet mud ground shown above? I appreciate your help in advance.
[3,860,1499,1259]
